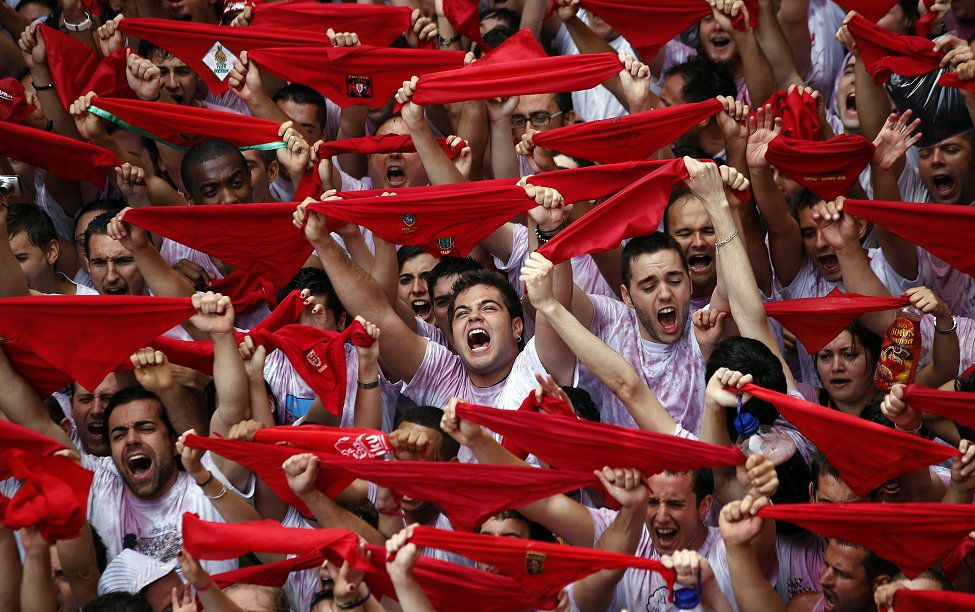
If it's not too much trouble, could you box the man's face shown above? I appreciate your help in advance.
[74,210,104,273]
[450,284,522,380]
[150,53,200,106]
[811,474,867,504]
[51,545,81,612]
[159,0,216,24]
[698,14,738,64]
[242,149,277,203]
[512,94,564,140]
[276,100,324,144]
[876,4,912,33]
[835,56,859,133]
[87,234,147,296]
[186,152,253,205]
[108,399,178,499]
[430,273,460,348]
[476,517,531,572]
[621,250,691,345]
[666,196,716,297]
[368,118,428,189]
[72,373,124,456]
[819,541,873,612]
[797,206,844,283]
[645,472,709,556]
[658,74,688,108]
[9,231,55,291]
[399,253,438,323]
[918,133,975,204]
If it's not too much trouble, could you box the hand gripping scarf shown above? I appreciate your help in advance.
[439,0,484,47]
[739,383,958,495]
[766,88,821,140]
[0,78,34,123]
[206,269,278,314]
[902,385,975,432]
[40,25,132,111]
[762,288,910,354]
[578,0,758,59]
[252,425,392,459]
[0,449,93,541]
[250,3,411,46]
[409,525,675,606]
[499,392,577,461]
[841,199,975,279]
[764,134,876,201]
[248,45,466,109]
[0,120,119,186]
[0,295,194,391]
[88,97,286,151]
[758,502,975,577]
[532,99,724,163]
[115,18,328,94]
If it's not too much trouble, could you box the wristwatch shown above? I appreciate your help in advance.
[63,11,94,31]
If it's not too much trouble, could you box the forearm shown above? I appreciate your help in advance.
[211,331,249,436]
[765,0,809,86]
[519,0,548,38]
[56,525,100,608]
[157,383,206,436]
[0,527,20,611]
[0,348,74,446]
[854,58,889,141]
[456,101,487,181]
[735,33,776,108]
[389,569,436,612]
[734,200,773,295]
[132,244,197,298]
[564,17,627,109]
[572,507,645,612]
[336,106,368,179]
[338,226,375,277]
[407,120,464,185]
[353,359,381,430]
[832,244,894,335]
[702,574,736,612]
[0,3,29,39]
[724,542,786,612]
[196,585,246,612]
[301,488,386,545]
[750,167,802,285]
[918,316,960,388]
[489,120,519,179]
[312,236,400,334]
[21,543,56,612]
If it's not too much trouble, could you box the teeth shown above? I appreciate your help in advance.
[660,308,675,314]
[412,300,428,307]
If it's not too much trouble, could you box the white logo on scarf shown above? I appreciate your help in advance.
[202,41,237,81]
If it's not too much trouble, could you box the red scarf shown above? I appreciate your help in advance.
[248,45,466,109]
[250,3,411,46]
[0,296,194,392]
[317,134,464,160]
[532,99,724,163]
[578,0,758,59]
[456,395,746,476]
[40,25,132,111]
[830,0,901,22]
[0,449,93,541]
[440,0,484,47]
[410,53,623,106]
[410,525,675,607]
[0,78,34,123]
[122,203,309,288]
[740,383,958,495]
[207,269,278,314]
[766,89,820,140]
[88,98,285,151]
[887,590,975,612]
[942,536,975,581]
[764,134,876,201]
[253,424,392,459]
[0,343,72,398]
[841,199,975,278]
[500,392,577,461]
[0,120,119,186]
[115,18,328,94]
[758,502,975,577]
[902,385,975,432]
[762,288,910,354]
[0,420,65,463]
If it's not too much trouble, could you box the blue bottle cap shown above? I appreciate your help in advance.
[733,411,760,438]
[673,586,701,609]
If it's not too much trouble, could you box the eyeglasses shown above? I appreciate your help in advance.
[511,111,563,128]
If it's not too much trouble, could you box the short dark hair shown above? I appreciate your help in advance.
[661,469,714,506]
[664,57,736,102]
[83,592,153,612]
[479,509,558,543]
[620,232,688,287]
[276,268,345,325]
[561,386,600,423]
[102,386,176,442]
[705,337,787,439]
[793,188,825,214]
[396,245,434,271]
[426,256,482,297]
[7,203,56,251]
[138,41,178,64]
[447,269,524,329]
[554,92,573,115]
[75,200,125,238]
[827,539,899,585]
[84,211,121,260]
[395,405,460,461]
[272,84,327,132]
[810,451,841,495]
[482,25,517,49]
[15,0,56,14]
[479,7,520,29]
[180,139,248,197]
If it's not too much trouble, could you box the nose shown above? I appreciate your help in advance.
[813,229,829,252]
[830,356,845,373]
[124,426,140,445]
[105,261,120,282]
[219,188,240,204]
[690,231,707,249]
[820,566,835,587]
[931,148,946,165]
[657,281,674,300]
[164,72,178,89]
[410,277,425,297]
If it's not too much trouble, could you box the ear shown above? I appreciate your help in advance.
[697,494,713,521]
[621,283,634,308]
[59,418,73,439]
[872,574,891,591]
[267,159,280,184]
[808,482,815,503]
[511,316,524,341]
[337,311,348,330]
[45,239,59,266]
[856,218,869,241]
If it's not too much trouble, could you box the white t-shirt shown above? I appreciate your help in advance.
[803,0,846,103]
[775,532,823,603]
[401,338,548,463]
[585,295,708,434]
[919,251,975,321]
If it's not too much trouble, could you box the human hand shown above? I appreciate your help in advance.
[227,50,264,105]
[880,384,921,431]
[394,76,424,128]
[407,9,438,47]
[227,419,264,441]
[176,548,212,591]
[386,524,421,580]
[555,0,580,21]
[936,34,973,68]
[718,494,770,547]
[740,453,779,499]
[96,15,125,57]
[745,104,782,170]
[903,286,951,320]
[595,466,649,510]
[282,453,320,498]
[683,157,728,212]
[131,347,175,392]
[835,11,860,57]
[190,291,235,335]
[107,207,150,252]
[520,251,557,312]
[172,259,214,291]
[871,111,922,171]
[125,50,162,102]
[520,178,567,232]
[175,429,206,478]
[618,51,651,112]
[715,95,749,146]
[950,439,975,492]
[440,397,486,448]
[661,549,715,588]
[809,196,862,251]
[693,309,728,354]
[70,92,107,143]
[705,367,753,410]
[293,195,335,245]
[486,96,519,124]
[229,5,252,27]
[354,316,380,363]
[326,28,361,48]
[238,335,268,380]
[447,134,472,180]
[18,23,47,71]
[707,0,750,36]
[277,120,312,178]
[115,163,149,207]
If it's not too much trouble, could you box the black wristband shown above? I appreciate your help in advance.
[33,82,54,91]
[337,587,371,610]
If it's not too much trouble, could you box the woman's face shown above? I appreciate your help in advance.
[816,331,877,408]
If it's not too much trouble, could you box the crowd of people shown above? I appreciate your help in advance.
[2,0,975,610]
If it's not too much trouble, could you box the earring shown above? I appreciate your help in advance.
[515,334,522,343]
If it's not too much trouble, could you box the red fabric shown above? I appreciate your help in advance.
[410,526,674,607]
[440,0,483,47]
[758,502,975,577]
[740,383,958,495]
[317,134,464,160]
[578,0,758,59]
[457,396,746,477]
[122,203,309,288]
[115,18,327,94]
[533,99,724,163]
[250,3,411,46]
[0,296,194,391]
[762,288,910,354]
[410,53,623,106]
[248,45,466,109]
[830,0,899,22]
[764,134,875,201]
[536,159,689,264]
[207,269,278,314]
[915,0,937,36]
[902,385,975,432]
[942,536,975,581]
[889,590,975,612]
[253,425,392,459]
[0,343,72,398]
[500,392,577,461]
[841,199,975,279]
[0,120,118,186]
[478,28,548,61]
[766,89,820,140]
[89,97,284,150]
[937,71,975,94]
[211,551,325,589]
[249,320,372,416]
[0,420,66,464]
[40,26,131,110]
[0,78,34,123]
[0,449,93,540]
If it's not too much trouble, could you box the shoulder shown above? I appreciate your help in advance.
[788,591,822,612]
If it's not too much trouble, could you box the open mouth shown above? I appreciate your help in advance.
[817,254,840,275]
[103,286,128,295]
[687,254,713,273]
[932,173,956,199]
[711,36,731,50]
[412,299,432,319]
[386,165,406,187]
[657,307,679,335]
[828,378,850,389]
[823,589,836,611]
[845,92,856,112]
[88,422,103,442]
[654,527,678,548]
[881,479,901,496]
[126,454,153,481]
[467,328,491,353]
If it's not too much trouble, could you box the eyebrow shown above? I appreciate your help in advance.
[110,419,156,434]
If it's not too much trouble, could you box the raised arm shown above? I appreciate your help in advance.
[711,1,776,106]
[129,347,207,437]
[396,77,466,185]
[386,526,436,612]
[352,317,382,431]
[0,346,74,447]
[718,495,785,612]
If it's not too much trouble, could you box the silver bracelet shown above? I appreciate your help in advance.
[935,315,957,335]
[714,229,739,252]
[205,484,229,500]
